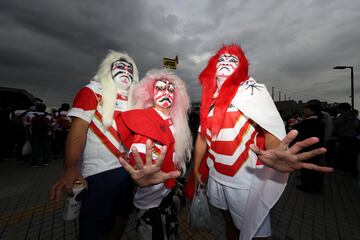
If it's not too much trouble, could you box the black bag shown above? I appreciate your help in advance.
[31,113,50,137]
[56,114,71,131]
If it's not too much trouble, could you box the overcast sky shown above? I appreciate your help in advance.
[1,0,360,110]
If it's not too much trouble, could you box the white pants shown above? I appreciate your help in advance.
[207,177,271,238]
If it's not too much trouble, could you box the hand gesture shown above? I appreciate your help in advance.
[118,139,181,187]
[50,165,87,202]
[250,130,333,173]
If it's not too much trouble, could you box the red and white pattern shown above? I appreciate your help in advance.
[128,108,174,209]
[205,103,264,188]
[68,80,128,177]
[153,79,175,109]
[216,54,240,88]
[204,78,288,240]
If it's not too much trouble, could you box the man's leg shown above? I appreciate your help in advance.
[106,216,129,240]
[40,135,51,165]
[79,168,131,240]
[106,167,135,240]
[30,137,40,166]
[221,209,240,240]
[207,177,242,240]
[218,212,271,240]
[79,180,113,239]
[209,177,272,240]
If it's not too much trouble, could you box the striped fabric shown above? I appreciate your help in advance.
[68,81,127,177]
[126,109,174,209]
[205,103,264,188]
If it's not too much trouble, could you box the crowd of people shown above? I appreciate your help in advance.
[0,102,71,166]
[284,101,360,194]
[2,43,358,240]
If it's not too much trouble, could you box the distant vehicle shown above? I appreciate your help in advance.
[0,87,42,110]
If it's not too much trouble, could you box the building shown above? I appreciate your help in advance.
[0,87,42,110]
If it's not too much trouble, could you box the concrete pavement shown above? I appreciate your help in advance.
[1,157,360,240]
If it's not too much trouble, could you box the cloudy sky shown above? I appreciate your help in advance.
[1,0,360,110]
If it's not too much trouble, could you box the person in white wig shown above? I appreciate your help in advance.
[51,50,139,240]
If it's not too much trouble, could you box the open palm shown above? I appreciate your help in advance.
[250,130,333,173]
[119,139,181,187]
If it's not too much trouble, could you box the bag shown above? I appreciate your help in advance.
[31,113,50,136]
[189,187,211,229]
[22,140,32,156]
[56,115,71,130]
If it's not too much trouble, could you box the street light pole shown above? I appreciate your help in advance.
[333,65,354,110]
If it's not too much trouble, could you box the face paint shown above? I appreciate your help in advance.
[153,79,175,109]
[215,54,239,88]
[111,59,134,91]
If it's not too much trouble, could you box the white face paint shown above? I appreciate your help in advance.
[215,54,239,88]
[111,59,134,91]
[153,79,175,110]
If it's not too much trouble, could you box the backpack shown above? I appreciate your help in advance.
[31,113,50,137]
[56,114,71,131]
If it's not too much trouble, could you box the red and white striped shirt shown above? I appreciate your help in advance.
[68,80,128,177]
[205,103,264,189]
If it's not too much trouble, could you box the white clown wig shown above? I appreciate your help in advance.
[129,69,193,173]
[94,50,139,128]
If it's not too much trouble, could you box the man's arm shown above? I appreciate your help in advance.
[50,117,89,201]
[193,133,208,188]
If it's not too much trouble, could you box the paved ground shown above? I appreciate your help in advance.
[0,156,360,240]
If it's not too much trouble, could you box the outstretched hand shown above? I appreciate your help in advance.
[250,130,334,173]
[118,139,181,187]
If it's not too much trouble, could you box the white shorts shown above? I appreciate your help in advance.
[207,177,271,238]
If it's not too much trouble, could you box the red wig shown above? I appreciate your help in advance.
[199,44,249,137]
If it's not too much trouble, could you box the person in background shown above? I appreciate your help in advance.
[53,103,71,157]
[320,109,334,167]
[117,69,192,239]
[353,109,360,187]
[25,102,54,167]
[287,111,302,131]
[0,104,11,160]
[10,107,32,163]
[333,102,360,176]
[293,99,325,193]
[50,50,139,240]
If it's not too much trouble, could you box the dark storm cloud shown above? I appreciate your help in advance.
[0,47,44,69]
[0,1,137,55]
[0,0,149,106]
[0,0,359,110]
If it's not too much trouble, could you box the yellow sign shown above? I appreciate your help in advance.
[163,56,178,70]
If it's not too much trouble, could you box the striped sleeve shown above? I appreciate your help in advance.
[68,87,98,123]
